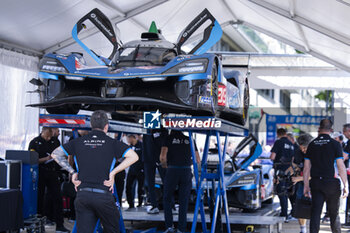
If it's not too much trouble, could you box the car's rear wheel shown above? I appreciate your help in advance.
[211,63,219,117]
[238,81,249,125]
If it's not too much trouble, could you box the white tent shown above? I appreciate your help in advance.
[1,0,350,74]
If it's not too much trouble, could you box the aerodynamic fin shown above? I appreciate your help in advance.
[176,8,223,55]
[232,134,262,170]
[72,8,118,65]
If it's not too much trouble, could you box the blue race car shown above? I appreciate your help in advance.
[30,8,249,125]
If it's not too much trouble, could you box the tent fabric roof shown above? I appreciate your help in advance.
[0,0,350,73]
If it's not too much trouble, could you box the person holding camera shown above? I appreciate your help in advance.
[270,128,295,221]
[303,119,348,233]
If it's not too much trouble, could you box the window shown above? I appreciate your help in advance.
[257,89,275,100]
[280,90,291,111]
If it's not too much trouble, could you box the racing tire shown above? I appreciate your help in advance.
[211,63,220,117]
[238,81,249,125]
[263,197,274,204]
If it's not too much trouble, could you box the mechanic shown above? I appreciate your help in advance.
[51,110,139,233]
[45,128,62,226]
[114,133,127,204]
[270,128,295,221]
[125,134,144,209]
[342,124,350,227]
[290,133,313,233]
[303,119,348,233]
[29,127,69,233]
[160,130,200,233]
[143,128,168,214]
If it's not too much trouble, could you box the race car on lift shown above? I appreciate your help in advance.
[29,8,249,125]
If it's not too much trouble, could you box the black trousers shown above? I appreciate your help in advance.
[144,163,166,208]
[163,167,192,232]
[126,171,144,207]
[345,175,350,223]
[114,170,126,203]
[276,180,289,217]
[310,178,341,233]
[37,168,64,227]
[75,190,120,233]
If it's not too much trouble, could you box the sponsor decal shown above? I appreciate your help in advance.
[198,96,212,105]
[90,13,114,37]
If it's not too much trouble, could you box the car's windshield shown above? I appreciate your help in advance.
[114,46,176,67]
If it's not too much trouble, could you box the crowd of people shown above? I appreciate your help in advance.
[28,111,198,233]
[28,110,350,233]
[270,119,350,233]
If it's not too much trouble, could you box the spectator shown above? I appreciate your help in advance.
[291,133,313,233]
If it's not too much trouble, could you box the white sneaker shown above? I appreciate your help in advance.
[172,207,179,215]
[164,227,175,233]
[147,206,159,214]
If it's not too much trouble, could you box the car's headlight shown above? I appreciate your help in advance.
[164,58,208,74]
[228,173,257,187]
[224,161,233,173]
[65,76,85,81]
[39,57,67,73]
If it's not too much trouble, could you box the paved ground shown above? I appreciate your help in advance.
[37,214,350,233]
[27,197,350,232]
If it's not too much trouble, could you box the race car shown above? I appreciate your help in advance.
[154,134,274,211]
[29,8,249,125]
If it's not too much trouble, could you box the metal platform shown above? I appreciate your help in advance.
[122,203,283,233]
[38,113,260,233]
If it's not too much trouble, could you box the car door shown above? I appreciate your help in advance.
[176,8,223,55]
[72,8,118,65]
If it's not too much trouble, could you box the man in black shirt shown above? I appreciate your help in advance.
[304,119,348,233]
[51,111,138,233]
[143,129,168,214]
[29,127,69,233]
[160,130,200,233]
[125,134,144,209]
[343,123,350,226]
[270,128,294,220]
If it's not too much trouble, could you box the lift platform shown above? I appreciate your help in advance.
[38,113,283,233]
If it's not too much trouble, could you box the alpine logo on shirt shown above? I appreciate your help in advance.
[84,139,106,148]
[284,143,294,150]
[172,138,190,144]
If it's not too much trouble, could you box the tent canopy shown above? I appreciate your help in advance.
[0,0,350,75]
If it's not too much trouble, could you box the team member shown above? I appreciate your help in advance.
[160,130,200,233]
[51,110,139,233]
[290,134,313,233]
[29,127,69,233]
[114,133,127,204]
[343,124,350,226]
[45,128,62,225]
[144,129,168,214]
[270,128,295,221]
[303,119,348,233]
[125,134,144,209]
